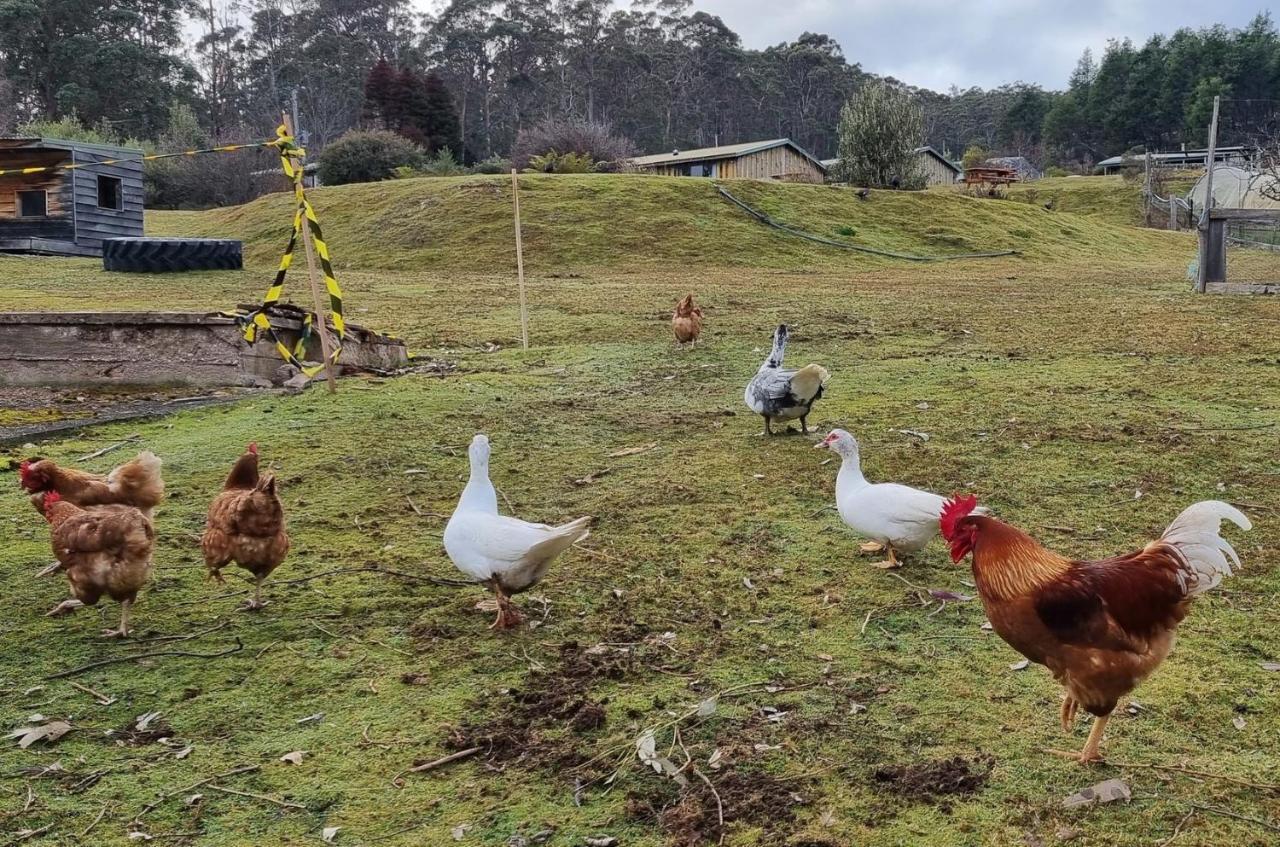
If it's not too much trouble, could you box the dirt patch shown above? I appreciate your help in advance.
[444,639,634,769]
[107,716,176,746]
[628,769,812,847]
[873,755,993,804]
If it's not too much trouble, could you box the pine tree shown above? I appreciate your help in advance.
[392,67,430,146]
[421,72,462,158]
[362,58,398,129]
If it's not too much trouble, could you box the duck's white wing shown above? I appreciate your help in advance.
[864,484,947,550]
[444,511,590,588]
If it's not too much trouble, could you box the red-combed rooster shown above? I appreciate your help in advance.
[19,451,164,518]
[201,444,290,611]
[939,495,1250,763]
[43,491,155,638]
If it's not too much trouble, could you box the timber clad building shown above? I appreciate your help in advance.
[628,139,827,184]
[0,137,145,257]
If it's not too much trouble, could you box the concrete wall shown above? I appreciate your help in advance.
[0,312,407,388]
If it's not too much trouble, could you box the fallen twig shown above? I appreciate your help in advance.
[68,681,115,705]
[407,747,480,775]
[1185,803,1280,833]
[13,823,53,842]
[134,619,230,644]
[1107,760,1280,792]
[1157,809,1195,847]
[78,434,140,462]
[79,803,110,838]
[45,637,244,680]
[693,767,725,845]
[135,765,260,820]
[205,783,306,810]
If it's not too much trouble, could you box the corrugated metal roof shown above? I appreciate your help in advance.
[820,147,960,173]
[1095,146,1249,168]
[631,138,826,170]
[0,136,144,156]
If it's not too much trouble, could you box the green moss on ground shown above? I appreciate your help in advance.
[0,176,1277,846]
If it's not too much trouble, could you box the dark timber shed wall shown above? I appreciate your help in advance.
[0,138,144,256]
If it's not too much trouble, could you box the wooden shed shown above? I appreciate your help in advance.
[0,137,145,257]
[629,139,827,184]
[914,146,962,186]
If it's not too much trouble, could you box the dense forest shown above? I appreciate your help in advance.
[0,1,1277,171]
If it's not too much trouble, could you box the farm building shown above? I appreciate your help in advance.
[819,146,961,187]
[914,146,962,186]
[1096,145,1252,175]
[985,156,1042,181]
[629,139,826,184]
[0,137,144,257]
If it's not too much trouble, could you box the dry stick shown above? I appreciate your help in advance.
[79,803,110,838]
[205,783,306,810]
[135,764,260,820]
[134,619,230,644]
[45,637,244,680]
[511,169,529,349]
[1157,809,1196,847]
[13,823,53,842]
[68,681,114,704]
[77,434,140,462]
[1185,802,1280,833]
[407,746,482,775]
[692,767,726,846]
[282,110,337,394]
[1106,760,1280,792]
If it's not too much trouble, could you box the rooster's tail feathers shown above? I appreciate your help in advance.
[134,451,163,472]
[1161,500,1251,595]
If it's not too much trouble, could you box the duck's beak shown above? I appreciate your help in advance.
[814,435,835,450]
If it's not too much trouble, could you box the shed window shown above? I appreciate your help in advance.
[97,175,123,211]
[17,190,47,218]
[679,162,715,177]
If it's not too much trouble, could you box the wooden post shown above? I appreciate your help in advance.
[283,111,338,393]
[1196,95,1221,294]
[511,169,529,350]
[1169,196,1178,231]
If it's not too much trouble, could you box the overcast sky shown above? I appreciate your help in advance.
[411,1,1269,92]
[677,1,1272,90]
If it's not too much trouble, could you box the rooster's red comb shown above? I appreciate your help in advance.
[247,443,259,455]
[939,494,980,541]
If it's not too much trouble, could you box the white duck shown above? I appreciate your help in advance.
[817,429,970,568]
[744,324,830,435]
[444,434,592,629]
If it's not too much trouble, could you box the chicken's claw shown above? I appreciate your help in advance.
[45,599,84,617]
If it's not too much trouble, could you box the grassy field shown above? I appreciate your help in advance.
[1,175,1278,847]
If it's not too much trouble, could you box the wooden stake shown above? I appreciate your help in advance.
[511,169,529,349]
[283,111,338,392]
[1196,95,1221,294]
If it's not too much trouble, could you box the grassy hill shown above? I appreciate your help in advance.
[1003,174,1201,228]
[148,173,1190,273]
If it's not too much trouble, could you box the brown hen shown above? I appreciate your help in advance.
[201,444,290,610]
[20,451,164,518]
[43,492,155,638]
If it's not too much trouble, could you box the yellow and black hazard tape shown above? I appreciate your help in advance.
[237,125,344,380]
[0,141,279,177]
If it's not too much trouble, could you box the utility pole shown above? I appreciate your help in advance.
[1196,95,1221,294]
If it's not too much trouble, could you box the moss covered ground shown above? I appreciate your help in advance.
[0,175,1277,846]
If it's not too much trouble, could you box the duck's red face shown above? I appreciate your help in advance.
[940,494,980,563]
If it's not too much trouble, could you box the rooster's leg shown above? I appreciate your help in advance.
[1077,716,1108,763]
[101,599,132,639]
[1061,696,1079,733]
[46,598,84,617]
[242,577,267,611]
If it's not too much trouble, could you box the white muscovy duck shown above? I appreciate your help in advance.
[744,324,830,435]
[817,429,980,568]
[444,434,592,629]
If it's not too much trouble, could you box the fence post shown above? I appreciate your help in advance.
[1196,95,1221,294]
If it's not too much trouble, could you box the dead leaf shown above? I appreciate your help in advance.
[7,720,72,749]
[1054,826,1081,841]
[1009,659,1030,671]
[695,698,718,718]
[573,468,612,486]
[1260,662,1280,672]
[322,826,341,843]
[184,793,204,806]
[707,748,724,769]
[295,713,325,725]
[895,428,931,441]
[135,712,162,732]
[819,807,837,827]
[451,823,471,841]
[280,750,306,765]
[1232,715,1246,731]
[981,621,994,631]
[127,832,153,841]
[584,838,618,847]
[607,443,657,458]
[173,745,194,760]
[929,589,973,602]
[1062,778,1131,809]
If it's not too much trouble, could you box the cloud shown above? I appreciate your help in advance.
[689,0,1269,90]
